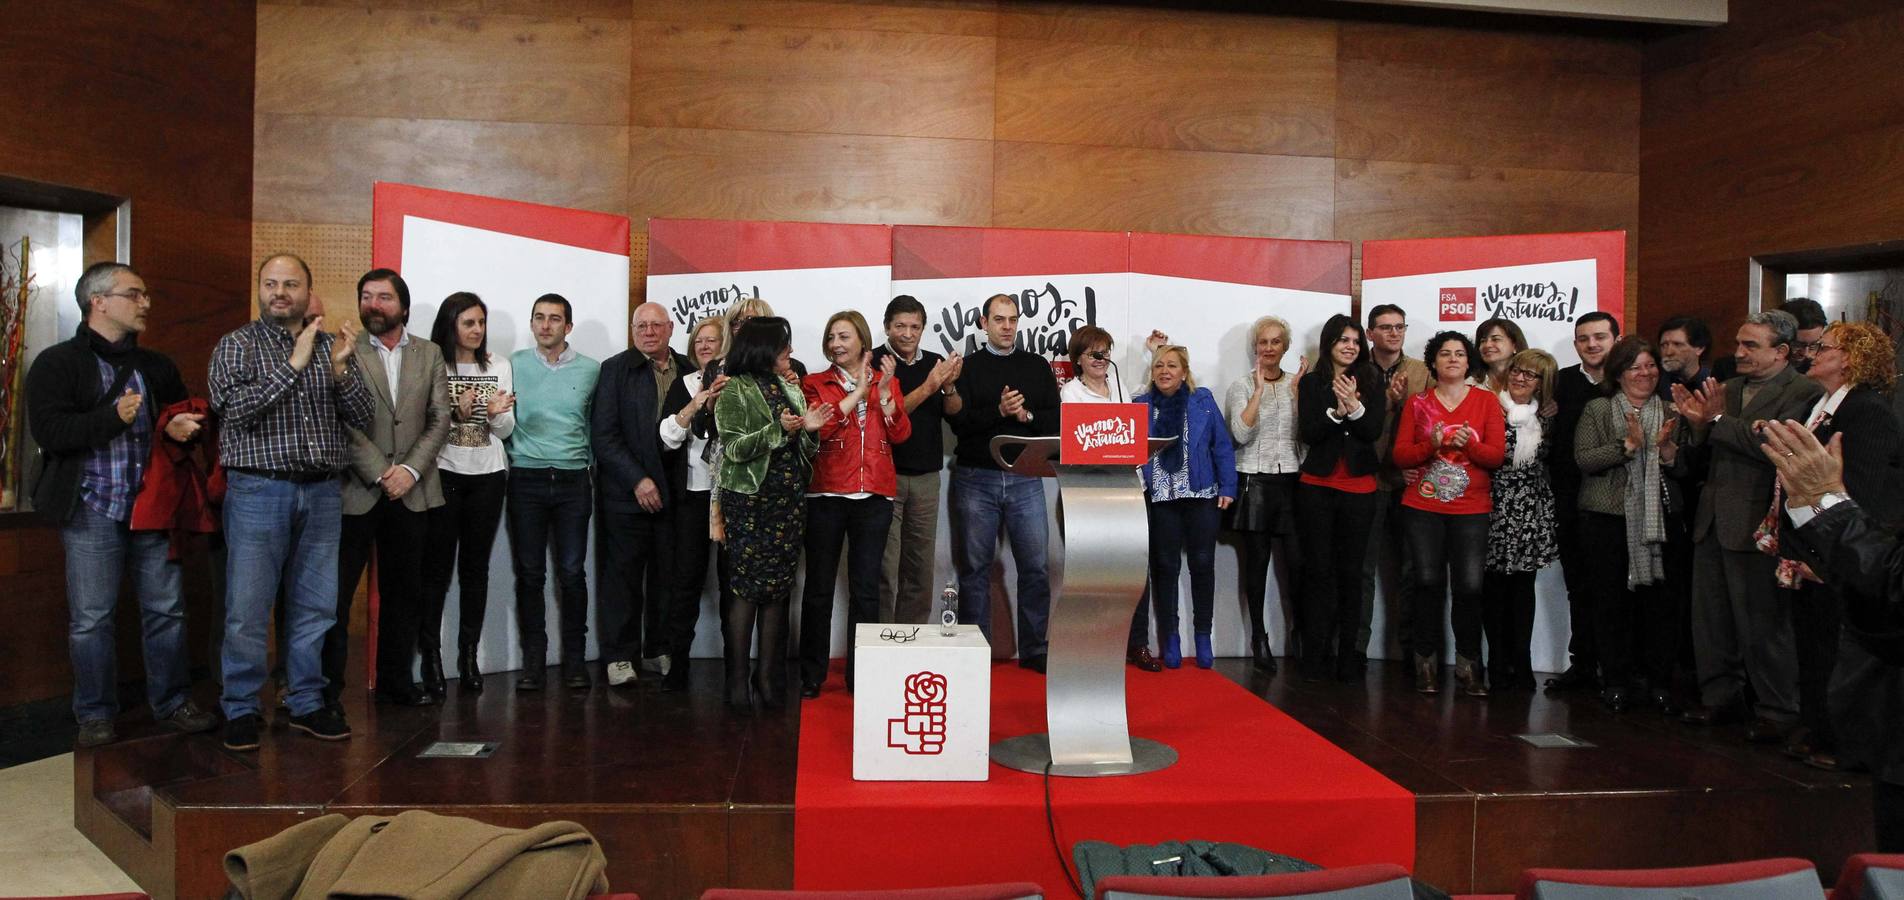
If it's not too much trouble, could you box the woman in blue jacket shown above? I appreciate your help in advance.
[1133,345,1238,668]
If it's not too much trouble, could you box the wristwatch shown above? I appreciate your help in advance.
[1810,491,1851,515]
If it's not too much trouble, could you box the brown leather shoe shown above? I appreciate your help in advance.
[1414,654,1440,694]
[1127,647,1163,672]
[1680,700,1746,726]
[1454,656,1488,697]
[1780,726,1816,760]
[1804,751,1842,771]
[1746,717,1791,744]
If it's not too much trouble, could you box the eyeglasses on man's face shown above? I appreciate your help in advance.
[1371,323,1408,334]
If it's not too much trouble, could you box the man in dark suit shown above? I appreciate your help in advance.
[1547,310,1619,692]
[333,268,452,706]
[1762,419,1904,850]
[591,302,693,690]
[1672,309,1823,740]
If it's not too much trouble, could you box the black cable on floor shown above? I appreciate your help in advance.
[1045,759,1087,900]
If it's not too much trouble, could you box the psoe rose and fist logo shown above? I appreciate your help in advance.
[1439,287,1477,321]
[888,671,948,756]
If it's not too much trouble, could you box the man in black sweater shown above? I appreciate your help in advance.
[948,293,1060,671]
[26,262,217,747]
[1547,310,1619,693]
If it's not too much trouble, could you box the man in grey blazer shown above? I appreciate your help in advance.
[327,268,451,707]
[1673,309,1823,739]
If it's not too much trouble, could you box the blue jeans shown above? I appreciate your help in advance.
[61,504,191,724]
[507,467,592,664]
[952,466,1051,659]
[220,471,342,719]
[1131,497,1221,647]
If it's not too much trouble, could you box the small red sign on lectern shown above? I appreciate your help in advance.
[1060,403,1149,465]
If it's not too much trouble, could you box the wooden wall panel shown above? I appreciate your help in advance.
[632,0,999,37]
[257,6,630,125]
[1339,20,1641,77]
[993,142,1333,240]
[1336,160,1638,246]
[280,0,633,16]
[998,3,1336,57]
[628,127,991,227]
[255,114,628,224]
[1336,60,1638,173]
[994,39,1334,156]
[630,22,995,140]
[1639,0,1904,346]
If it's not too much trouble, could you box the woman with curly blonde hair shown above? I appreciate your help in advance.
[1785,320,1901,769]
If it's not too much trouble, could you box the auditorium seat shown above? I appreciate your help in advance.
[1833,855,1904,900]
[1514,858,1825,899]
[702,884,1043,900]
[1093,863,1413,899]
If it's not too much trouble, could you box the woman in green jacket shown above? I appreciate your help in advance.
[716,317,827,709]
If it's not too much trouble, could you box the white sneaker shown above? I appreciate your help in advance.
[606,661,637,686]
[641,654,671,676]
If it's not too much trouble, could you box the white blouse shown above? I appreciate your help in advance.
[439,357,515,476]
[1225,371,1302,475]
[659,369,715,492]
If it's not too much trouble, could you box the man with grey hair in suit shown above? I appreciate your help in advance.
[1672,308,1823,741]
[328,268,451,707]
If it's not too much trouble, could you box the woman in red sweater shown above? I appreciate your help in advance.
[798,310,911,698]
[1392,331,1507,695]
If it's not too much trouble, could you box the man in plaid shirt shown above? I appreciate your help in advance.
[209,253,374,751]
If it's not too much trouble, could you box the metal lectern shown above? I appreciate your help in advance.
[985,433,1181,777]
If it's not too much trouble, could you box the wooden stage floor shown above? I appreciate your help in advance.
[74,659,1873,899]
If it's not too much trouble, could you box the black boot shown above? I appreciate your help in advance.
[1251,633,1277,674]
[753,602,789,710]
[420,650,447,700]
[458,643,484,694]
[661,645,690,693]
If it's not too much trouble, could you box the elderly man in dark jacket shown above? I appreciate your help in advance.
[591,302,694,690]
[1763,419,1904,852]
[25,262,217,747]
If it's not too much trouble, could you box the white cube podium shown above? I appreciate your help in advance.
[851,623,992,781]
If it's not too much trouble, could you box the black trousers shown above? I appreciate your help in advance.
[799,495,892,688]
[1579,511,1676,689]
[330,494,428,700]
[1296,483,1377,664]
[506,467,593,664]
[668,489,716,664]
[1481,569,1536,683]
[1788,580,1844,746]
[1401,507,1488,660]
[420,470,507,651]
[597,501,675,666]
[1554,489,1595,674]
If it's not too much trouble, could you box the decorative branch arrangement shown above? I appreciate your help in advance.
[0,236,33,509]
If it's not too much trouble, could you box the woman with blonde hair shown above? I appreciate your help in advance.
[1482,347,1560,692]
[1226,315,1304,672]
[1135,345,1236,668]
[797,310,910,697]
[1785,320,1900,768]
[657,314,730,692]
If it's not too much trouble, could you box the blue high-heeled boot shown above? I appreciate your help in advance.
[1195,633,1214,669]
[1161,633,1182,669]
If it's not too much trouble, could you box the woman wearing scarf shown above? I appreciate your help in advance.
[1293,314,1386,681]
[1483,348,1560,693]
[1574,337,1680,713]
[1134,345,1237,669]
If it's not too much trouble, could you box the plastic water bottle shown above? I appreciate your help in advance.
[940,582,959,636]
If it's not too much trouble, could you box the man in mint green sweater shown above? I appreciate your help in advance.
[505,294,601,692]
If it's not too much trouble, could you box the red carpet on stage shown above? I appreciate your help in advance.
[794,663,1415,892]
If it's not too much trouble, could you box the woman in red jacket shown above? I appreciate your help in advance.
[798,310,912,697]
[1393,331,1507,696]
